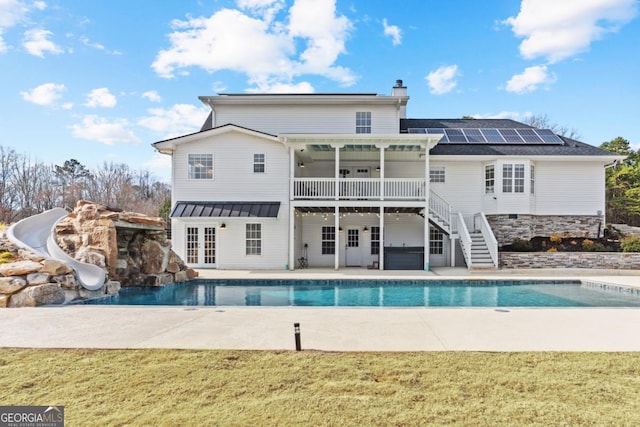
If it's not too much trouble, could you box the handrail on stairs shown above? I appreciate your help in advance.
[474,212,499,268]
[428,190,452,233]
[456,212,473,267]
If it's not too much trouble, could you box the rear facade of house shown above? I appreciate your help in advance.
[153,81,620,271]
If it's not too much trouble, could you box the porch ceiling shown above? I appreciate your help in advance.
[294,206,423,214]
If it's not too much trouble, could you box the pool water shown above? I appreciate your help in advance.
[82,279,640,307]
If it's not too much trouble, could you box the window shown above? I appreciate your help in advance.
[502,163,525,193]
[530,165,535,194]
[188,154,213,179]
[321,226,335,255]
[356,112,371,134]
[429,228,444,255]
[253,153,265,173]
[245,223,261,255]
[485,165,495,194]
[371,226,380,255]
[430,166,445,183]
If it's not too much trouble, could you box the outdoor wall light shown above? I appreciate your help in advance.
[363,227,369,232]
[339,227,343,232]
[298,162,305,168]
[219,223,227,230]
[376,165,380,172]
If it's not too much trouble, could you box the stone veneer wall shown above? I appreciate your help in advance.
[500,252,640,269]
[487,214,603,246]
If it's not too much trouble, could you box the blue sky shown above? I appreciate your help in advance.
[2,0,638,181]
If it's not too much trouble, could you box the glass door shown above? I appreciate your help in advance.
[185,225,217,267]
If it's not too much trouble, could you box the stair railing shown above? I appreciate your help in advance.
[474,212,499,268]
[428,190,452,234]
[456,212,473,267]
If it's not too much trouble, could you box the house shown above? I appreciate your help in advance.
[152,80,621,270]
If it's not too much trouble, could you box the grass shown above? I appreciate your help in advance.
[0,349,639,426]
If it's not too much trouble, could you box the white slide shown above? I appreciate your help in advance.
[7,208,106,291]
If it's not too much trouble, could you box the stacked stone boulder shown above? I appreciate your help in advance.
[55,200,196,287]
[1,200,196,307]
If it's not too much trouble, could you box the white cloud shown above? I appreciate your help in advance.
[142,90,162,102]
[22,28,63,57]
[145,152,172,169]
[245,80,314,93]
[504,0,638,63]
[425,65,460,95]
[382,18,401,46]
[152,0,355,89]
[20,82,65,106]
[0,0,29,53]
[138,104,210,139]
[84,88,117,108]
[472,111,534,121]
[505,65,556,94]
[33,1,46,10]
[70,115,141,145]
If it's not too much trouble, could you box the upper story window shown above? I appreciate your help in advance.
[502,163,525,193]
[188,154,213,180]
[485,165,495,194]
[430,166,445,183]
[356,112,371,134]
[253,153,265,173]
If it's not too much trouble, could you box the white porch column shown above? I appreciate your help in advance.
[334,206,340,270]
[424,147,430,271]
[334,146,340,200]
[380,147,385,200]
[289,146,295,201]
[289,205,295,270]
[379,206,384,270]
[450,236,456,267]
[289,146,295,270]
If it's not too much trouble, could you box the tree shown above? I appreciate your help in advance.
[522,114,581,140]
[600,137,640,225]
[55,159,91,208]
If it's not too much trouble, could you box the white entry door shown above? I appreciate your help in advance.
[345,228,362,266]
[186,226,217,267]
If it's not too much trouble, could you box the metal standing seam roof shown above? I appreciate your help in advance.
[171,202,280,218]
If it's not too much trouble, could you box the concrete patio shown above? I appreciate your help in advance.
[0,268,638,352]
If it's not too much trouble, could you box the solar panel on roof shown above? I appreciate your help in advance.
[535,128,563,143]
[426,128,448,142]
[499,129,524,143]
[462,128,484,143]
[517,128,543,143]
[408,128,426,133]
[445,128,467,142]
[480,128,505,143]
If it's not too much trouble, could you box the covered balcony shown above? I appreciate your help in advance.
[280,133,442,202]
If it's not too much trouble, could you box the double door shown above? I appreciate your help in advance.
[186,226,216,267]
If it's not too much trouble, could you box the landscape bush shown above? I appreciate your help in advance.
[621,236,640,252]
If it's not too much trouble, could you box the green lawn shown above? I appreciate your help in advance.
[0,349,638,426]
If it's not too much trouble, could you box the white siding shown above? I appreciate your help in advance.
[172,131,289,202]
[428,161,483,214]
[535,161,605,215]
[214,104,399,134]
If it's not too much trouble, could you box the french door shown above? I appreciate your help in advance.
[186,226,216,267]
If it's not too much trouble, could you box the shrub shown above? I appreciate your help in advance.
[546,247,558,253]
[549,234,563,244]
[0,251,14,260]
[510,239,533,252]
[621,236,640,253]
[582,239,594,248]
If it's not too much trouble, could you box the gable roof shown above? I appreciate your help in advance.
[152,123,279,154]
[401,118,620,158]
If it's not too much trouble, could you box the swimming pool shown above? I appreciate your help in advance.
[82,279,640,307]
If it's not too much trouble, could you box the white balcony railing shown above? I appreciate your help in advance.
[292,178,426,200]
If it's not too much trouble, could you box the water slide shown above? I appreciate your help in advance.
[7,208,106,290]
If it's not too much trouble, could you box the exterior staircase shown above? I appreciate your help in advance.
[469,232,495,269]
